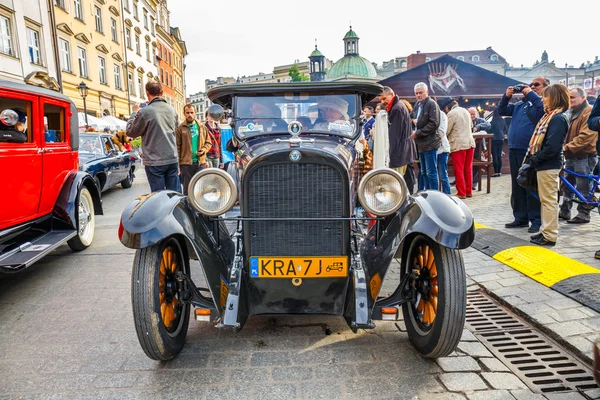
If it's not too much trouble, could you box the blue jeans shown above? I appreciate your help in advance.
[418,149,439,191]
[146,163,181,193]
[437,152,451,194]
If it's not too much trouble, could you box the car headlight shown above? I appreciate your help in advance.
[188,168,237,216]
[358,168,408,216]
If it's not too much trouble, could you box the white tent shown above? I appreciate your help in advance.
[101,115,127,130]
[78,112,117,132]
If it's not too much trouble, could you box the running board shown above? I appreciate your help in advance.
[0,230,77,272]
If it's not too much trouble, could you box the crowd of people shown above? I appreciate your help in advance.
[126,79,600,254]
[363,79,600,252]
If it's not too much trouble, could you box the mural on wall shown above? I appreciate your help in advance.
[428,63,467,95]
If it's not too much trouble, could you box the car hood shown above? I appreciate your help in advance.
[239,135,355,169]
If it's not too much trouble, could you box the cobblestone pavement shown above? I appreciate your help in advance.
[0,171,597,399]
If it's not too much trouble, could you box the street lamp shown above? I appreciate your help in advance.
[77,81,89,128]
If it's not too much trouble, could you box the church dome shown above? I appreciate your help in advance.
[328,55,377,79]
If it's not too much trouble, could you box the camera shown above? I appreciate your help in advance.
[512,84,529,93]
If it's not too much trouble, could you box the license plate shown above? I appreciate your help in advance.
[249,256,348,278]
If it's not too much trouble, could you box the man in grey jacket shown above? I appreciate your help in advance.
[127,81,180,192]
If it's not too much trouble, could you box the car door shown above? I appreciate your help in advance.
[100,136,123,187]
[0,91,43,230]
[39,98,77,215]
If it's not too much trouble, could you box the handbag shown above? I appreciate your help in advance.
[516,154,537,189]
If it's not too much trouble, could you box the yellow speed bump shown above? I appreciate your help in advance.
[474,222,490,230]
[493,246,600,287]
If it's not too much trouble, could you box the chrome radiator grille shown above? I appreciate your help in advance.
[246,163,345,256]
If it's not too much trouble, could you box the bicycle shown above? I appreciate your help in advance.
[559,163,600,212]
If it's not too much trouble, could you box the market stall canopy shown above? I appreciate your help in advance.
[379,55,525,100]
[101,115,127,130]
[78,112,117,131]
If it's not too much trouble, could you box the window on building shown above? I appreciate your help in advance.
[135,34,140,55]
[159,67,163,83]
[153,48,157,66]
[128,71,134,94]
[0,15,13,56]
[55,0,65,9]
[471,55,480,62]
[77,46,88,78]
[137,75,143,97]
[143,9,148,29]
[110,18,118,42]
[59,38,71,72]
[123,0,129,11]
[457,56,464,61]
[133,0,138,20]
[150,17,155,35]
[74,0,83,20]
[98,56,106,84]
[125,27,131,49]
[114,63,121,89]
[491,54,499,62]
[400,60,407,68]
[26,27,41,65]
[145,41,150,61]
[94,6,103,33]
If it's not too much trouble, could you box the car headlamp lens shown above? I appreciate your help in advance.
[188,169,237,216]
[358,168,407,216]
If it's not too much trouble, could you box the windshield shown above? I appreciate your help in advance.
[79,134,104,154]
[234,94,359,138]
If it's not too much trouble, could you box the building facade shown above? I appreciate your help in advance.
[54,0,129,117]
[155,0,174,110]
[189,91,209,120]
[170,26,186,120]
[0,0,60,90]
[121,0,158,108]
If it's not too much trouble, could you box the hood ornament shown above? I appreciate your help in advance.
[276,120,315,147]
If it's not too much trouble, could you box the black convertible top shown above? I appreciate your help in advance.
[208,81,383,109]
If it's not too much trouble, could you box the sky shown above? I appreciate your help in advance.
[168,0,598,96]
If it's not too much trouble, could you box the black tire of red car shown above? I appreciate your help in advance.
[131,237,190,360]
[121,168,134,189]
[67,187,96,251]
[401,235,466,359]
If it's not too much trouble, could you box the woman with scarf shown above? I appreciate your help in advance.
[527,84,570,246]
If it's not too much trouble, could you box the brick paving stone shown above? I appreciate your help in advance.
[461,330,478,342]
[271,366,313,381]
[457,342,494,358]
[154,388,205,400]
[183,369,228,387]
[253,383,298,400]
[300,381,342,400]
[481,372,527,390]
[92,372,139,388]
[415,394,467,400]
[203,384,253,399]
[546,321,593,337]
[440,373,488,391]
[250,351,292,366]
[436,356,481,372]
[584,388,600,400]
[355,362,399,377]
[208,352,250,368]
[466,390,515,400]
[345,377,396,399]
[479,357,510,372]
[582,317,600,330]
[164,353,210,369]
[509,389,547,400]
[228,367,269,384]
[313,363,357,378]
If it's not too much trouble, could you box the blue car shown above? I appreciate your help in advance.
[79,133,141,194]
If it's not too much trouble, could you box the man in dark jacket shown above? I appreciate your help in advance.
[411,82,440,190]
[127,81,180,192]
[498,76,548,232]
[589,94,600,132]
[379,86,417,175]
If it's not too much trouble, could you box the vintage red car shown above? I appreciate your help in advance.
[0,81,102,272]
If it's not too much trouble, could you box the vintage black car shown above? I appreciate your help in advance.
[79,133,140,193]
[119,81,475,361]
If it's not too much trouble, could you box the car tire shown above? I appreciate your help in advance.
[121,168,134,189]
[131,237,190,360]
[67,187,95,251]
[401,235,466,358]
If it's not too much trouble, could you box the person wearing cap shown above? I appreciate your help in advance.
[442,98,475,199]
[378,86,417,175]
[0,109,27,143]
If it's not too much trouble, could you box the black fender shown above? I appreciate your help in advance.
[119,191,235,312]
[399,191,475,250]
[53,171,103,230]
